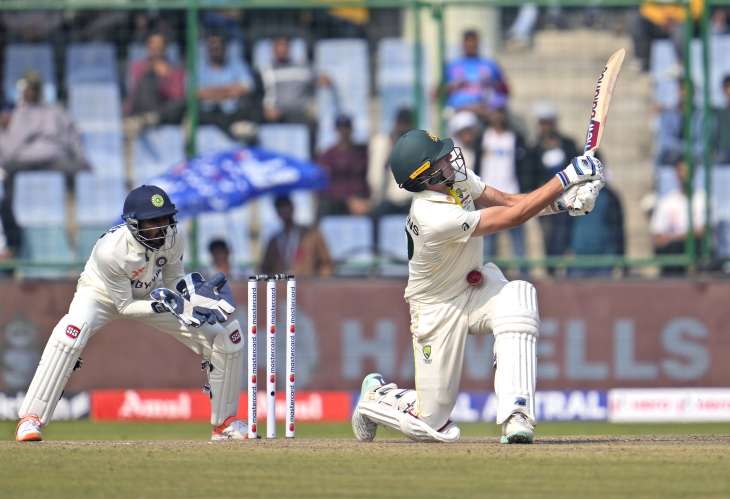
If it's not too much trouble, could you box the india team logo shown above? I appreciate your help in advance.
[427,132,439,142]
[151,194,164,208]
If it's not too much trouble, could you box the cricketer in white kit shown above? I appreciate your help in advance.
[16,185,248,442]
[351,129,605,443]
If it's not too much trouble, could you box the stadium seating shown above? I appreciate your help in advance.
[3,43,56,103]
[650,39,680,109]
[690,35,730,108]
[194,206,253,268]
[69,83,122,133]
[315,39,370,151]
[655,164,730,222]
[252,37,307,69]
[80,131,125,179]
[195,125,237,155]
[66,42,118,85]
[13,172,73,277]
[74,173,126,260]
[376,38,432,131]
[320,215,374,273]
[257,124,317,242]
[377,214,409,276]
[132,126,186,185]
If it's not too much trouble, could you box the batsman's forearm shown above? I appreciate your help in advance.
[511,177,564,224]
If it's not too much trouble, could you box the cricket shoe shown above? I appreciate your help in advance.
[211,417,249,441]
[500,412,534,444]
[16,415,42,442]
[351,373,386,442]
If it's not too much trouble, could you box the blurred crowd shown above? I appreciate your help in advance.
[0,4,728,278]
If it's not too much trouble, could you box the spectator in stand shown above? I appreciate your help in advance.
[631,0,702,72]
[714,74,730,163]
[368,107,414,216]
[206,238,246,281]
[568,177,625,278]
[316,114,370,216]
[261,195,333,277]
[125,31,186,133]
[260,35,331,126]
[448,110,481,175]
[198,33,260,143]
[524,102,579,273]
[651,155,706,276]
[655,78,703,165]
[479,96,529,267]
[0,72,90,258]
[442,29,509,121]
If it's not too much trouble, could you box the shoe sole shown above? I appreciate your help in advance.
[500,431,534,444]
[16,432,42,442]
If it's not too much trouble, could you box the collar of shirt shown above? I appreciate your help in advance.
[414,189,461,205]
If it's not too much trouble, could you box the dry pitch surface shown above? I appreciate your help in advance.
[1,422,729,499]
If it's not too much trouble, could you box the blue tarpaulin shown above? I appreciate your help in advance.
[149,147,328,219]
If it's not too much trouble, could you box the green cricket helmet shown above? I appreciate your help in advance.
[389,129,467,192]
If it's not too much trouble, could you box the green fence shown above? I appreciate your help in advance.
[0,0,725,277]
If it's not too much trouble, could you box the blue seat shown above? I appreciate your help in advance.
[69,83,122,133]
[13,172,73,276]
[132,126,185,184]
[315,39,370,151]
[376,38,432,131]
[75,173,126,226]
[195,206,252,268]
[81,131,125,179]
[66,43,117,85]
[196,125,237,155]
[258,124,310,160]
[690,35,730,108]
[377,214,408,276]
[257,124,316,227]
[252,37,307,70]
[3,43,56,103]
[320,215,374,272]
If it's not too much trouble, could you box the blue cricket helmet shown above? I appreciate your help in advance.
[122,185,178,251]
[122,184,177,221]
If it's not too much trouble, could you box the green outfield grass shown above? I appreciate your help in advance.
[1,421,729,499]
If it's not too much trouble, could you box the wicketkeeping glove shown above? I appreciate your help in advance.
[176,272,235,324]
[150,287,208,327]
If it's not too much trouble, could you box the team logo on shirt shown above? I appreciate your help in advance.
[151,194,165,208]
[130,266,146,280]
[461,222,470,231]
[423,345,432,364]
[156,256,167,267]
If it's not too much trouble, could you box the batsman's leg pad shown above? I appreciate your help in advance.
[357,383,460,443]
[209,320,244,426]
[491,280,539,424]
[19,315,90,425]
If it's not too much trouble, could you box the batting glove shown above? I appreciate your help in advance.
[556,155,604,190]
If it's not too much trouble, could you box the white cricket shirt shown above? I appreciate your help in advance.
[404,169,486,304]
[76,224,185,317]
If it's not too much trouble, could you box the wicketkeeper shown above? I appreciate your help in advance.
[16,185,248,441]
[352,130,604,443]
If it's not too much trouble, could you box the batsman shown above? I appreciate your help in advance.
[16,185,249,442]
[352,129,604,443]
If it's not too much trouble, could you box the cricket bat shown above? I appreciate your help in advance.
[571,48,625,213]
[583,48,625,156]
